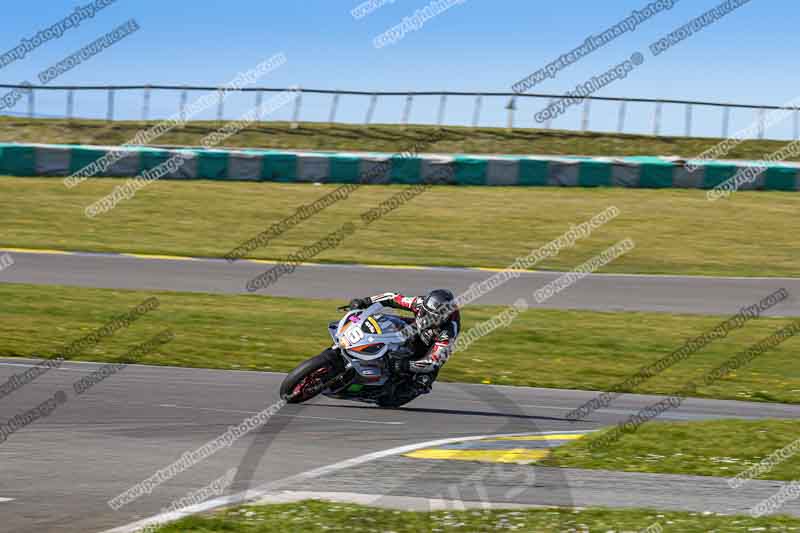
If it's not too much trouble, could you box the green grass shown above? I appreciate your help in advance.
[1,177,799,277]
[2,283,799,403]
[152,500,800,532]
[547,420,800,482]
[2,117,800,161]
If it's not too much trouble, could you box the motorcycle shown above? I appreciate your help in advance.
[279,302,425,408]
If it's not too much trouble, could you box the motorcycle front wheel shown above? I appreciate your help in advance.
[280,351,339,404]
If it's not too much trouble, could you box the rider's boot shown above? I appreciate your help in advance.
[412,373,434,394]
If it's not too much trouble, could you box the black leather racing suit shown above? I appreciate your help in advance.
[355,292,460,378]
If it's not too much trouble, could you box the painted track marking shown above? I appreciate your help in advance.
[3,246,798,281]
[403,432,587,463]
[404,448,551,462]
[101,430,586,533]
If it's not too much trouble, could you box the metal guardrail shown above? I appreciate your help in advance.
[1,83,798,140]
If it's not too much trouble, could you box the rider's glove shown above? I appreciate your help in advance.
[349,298,370,309]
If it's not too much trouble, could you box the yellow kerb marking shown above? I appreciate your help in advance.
[123,253,197,261]
[484,434,586,442]
[362,264,427,270]
[0,248,73,255]
[404,449,551,463]
[1,247,538,273]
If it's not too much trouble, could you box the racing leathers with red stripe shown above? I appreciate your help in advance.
[359,292,460,375]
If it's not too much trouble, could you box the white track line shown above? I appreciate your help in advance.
[0,498,15,503]
[101,429,587,533]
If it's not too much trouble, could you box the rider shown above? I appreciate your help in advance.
[348,289,460,394]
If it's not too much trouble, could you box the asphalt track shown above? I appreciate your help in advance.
[2,250,800,532]
[1,249,799,315]
[2,358,800,533]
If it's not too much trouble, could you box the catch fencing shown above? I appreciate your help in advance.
[1,83,799,141]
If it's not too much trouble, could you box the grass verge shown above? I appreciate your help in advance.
[2,117,800,161]
[1,283,799,403]
[152,500,800,532]
[546,420,800,482]
[1,177,799,277]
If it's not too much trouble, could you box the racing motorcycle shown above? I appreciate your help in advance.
[279,302,424,408]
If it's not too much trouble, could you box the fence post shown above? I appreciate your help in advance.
[757,108,766,139]
[328,92,340,124]
[142,86,151,122]
[255,90,264,122]
[364,93,378,126]
[27,87,34,119]
[291,87,303,129]
[216,89,225,123]
[471,94,482,128]
[401,94,413,129]
[722,107,730,138]
[436,94,447,127]
[617,101,627,133]
[685,104,693,137]
[106,89,115,122]
[66,89,75,122]
[506,96,516,131]
[581,99,591,132]
[652,101,663,136]
[179,88,188,125]
[545,98,556,129]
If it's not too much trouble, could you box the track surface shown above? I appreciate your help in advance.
[2,251,800,531]
[2,358,800,533]
[1,250,799,315]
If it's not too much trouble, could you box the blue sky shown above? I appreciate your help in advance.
[0,0,794,138]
